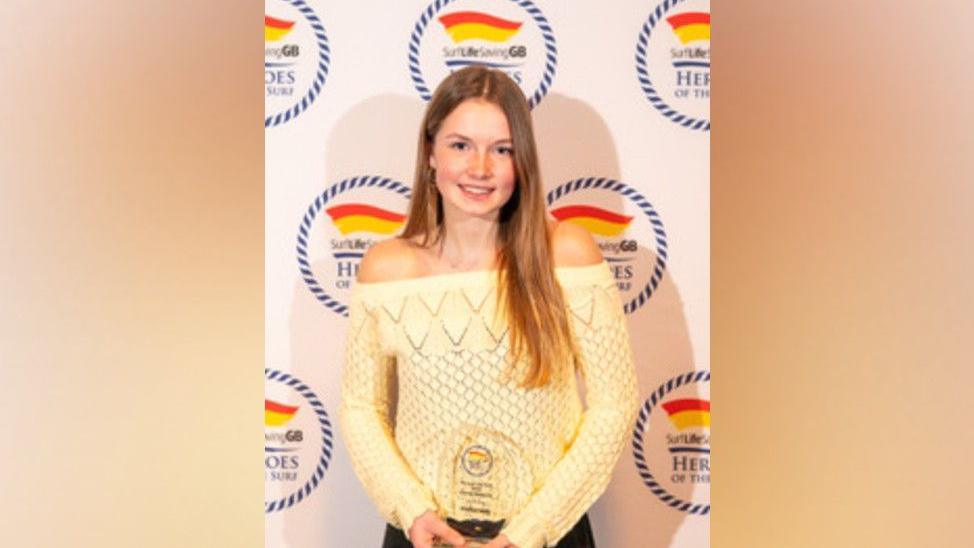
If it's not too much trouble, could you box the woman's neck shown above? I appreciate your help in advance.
[436,214,499,271]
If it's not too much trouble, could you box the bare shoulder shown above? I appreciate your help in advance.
[357,237,424,283]
[550,221,604,267]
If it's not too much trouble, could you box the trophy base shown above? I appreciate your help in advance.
[430,517,505,547]
[433,540,490,548]
[445,517,505,539]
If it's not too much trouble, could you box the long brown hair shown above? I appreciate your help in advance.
[399,66,576,388]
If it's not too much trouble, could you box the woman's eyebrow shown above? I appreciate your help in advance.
[441,132,471,141]
[441,133,512,145]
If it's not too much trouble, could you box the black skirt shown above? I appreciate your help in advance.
[381,514,595,548]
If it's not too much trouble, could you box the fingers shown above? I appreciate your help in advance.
[408,514,434,548]
[409,527,433,548]
[409,511,466,548]
[428,518,467,547]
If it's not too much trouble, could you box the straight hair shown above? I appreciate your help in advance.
[399,66,576,388]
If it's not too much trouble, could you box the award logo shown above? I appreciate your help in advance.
[635,0,710,131]
[296,176,410,317]
[547,177,669,314]
[461,445,493,477]
[265,0,331,128]
[632,370,710,515]
[265,368,334,513]
[408,0,557,109]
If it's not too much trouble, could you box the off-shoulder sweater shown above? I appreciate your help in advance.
[339,261,638,548]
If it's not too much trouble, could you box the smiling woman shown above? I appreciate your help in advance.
[429,99,517,219]
[339,66,638,548]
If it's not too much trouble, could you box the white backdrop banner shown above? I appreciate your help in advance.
[265,0,710,546]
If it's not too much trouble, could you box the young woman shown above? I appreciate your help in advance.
[340,66,638,548]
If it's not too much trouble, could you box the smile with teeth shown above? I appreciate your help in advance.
[458,183,494,197]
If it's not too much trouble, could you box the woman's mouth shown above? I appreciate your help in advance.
[458,184,494,199]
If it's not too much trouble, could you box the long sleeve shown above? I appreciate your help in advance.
[338,291,437,531]
[500,276,639,548]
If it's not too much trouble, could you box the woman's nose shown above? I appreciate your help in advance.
[467,151,492,178]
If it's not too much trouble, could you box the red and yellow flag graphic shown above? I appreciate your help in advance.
[265,15,295,42]
[550,205,633,237]
[326,204,406,235]
[438,11,523,43]
[662,398,710,430]
[666,12,710,44]
[265,399,299,427]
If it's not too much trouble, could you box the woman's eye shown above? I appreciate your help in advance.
[496,146,514,156]
[448,142,469,151]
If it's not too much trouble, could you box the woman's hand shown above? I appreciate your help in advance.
[408,511,467,548]
[480,533,517,548]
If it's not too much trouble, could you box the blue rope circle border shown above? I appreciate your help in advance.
[265,0,331,128]
[264,368,334,513]
[546,177,669,314]
[296,175,412,317]
[635,0,710,132]
[408,0,558,110]
[631,370,711,515]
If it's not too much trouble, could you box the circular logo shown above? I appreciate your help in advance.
[265,0,331,128]
[264,368,334,513]
[461,445,494,477]
[635,0,710,131]
[296,175,411,317]
[408,0,557,109]
[631,370,710,515]
[546,177,668,314]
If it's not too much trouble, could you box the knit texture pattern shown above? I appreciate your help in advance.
[339,262,638,548]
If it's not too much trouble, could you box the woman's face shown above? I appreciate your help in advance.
[429,98,517,223]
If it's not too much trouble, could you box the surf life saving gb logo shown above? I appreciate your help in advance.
[265,368,334,513]
[632,370,710,515]
[547,177,668,315]
[265,0,331,128]
[296,176,411,317]
[408,0,557,109]
[635,0,710,131]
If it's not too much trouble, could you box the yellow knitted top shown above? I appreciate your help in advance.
[339,261,638,548]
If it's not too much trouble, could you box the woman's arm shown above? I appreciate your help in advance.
[338,241,441,532]
[497,224,640,548]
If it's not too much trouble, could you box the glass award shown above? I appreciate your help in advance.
[433,427,533,547]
